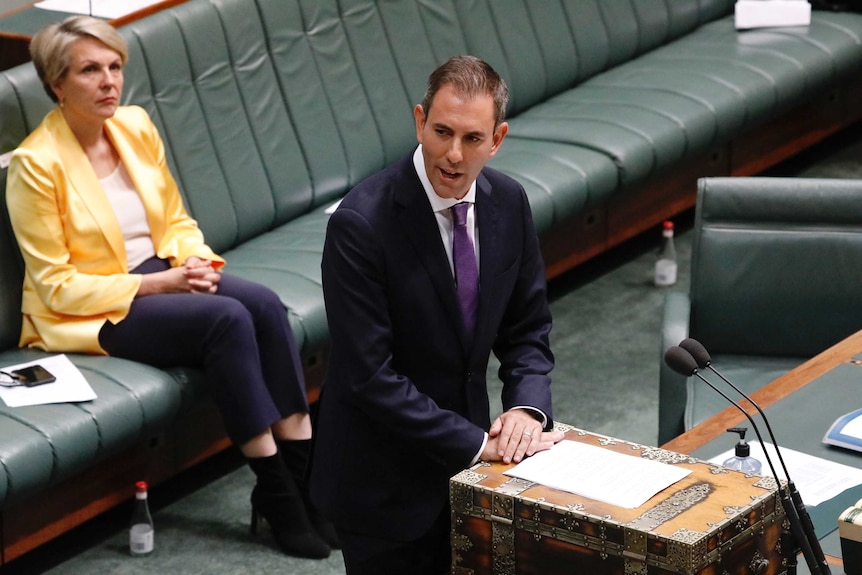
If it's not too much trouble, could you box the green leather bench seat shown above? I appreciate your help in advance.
[659,178,862,444]
[1,0,862,558]
[0,351,182,505]
[509,12,862,188]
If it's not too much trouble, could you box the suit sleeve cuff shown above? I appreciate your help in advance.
[470,432,489,466]
[510,405,548,429]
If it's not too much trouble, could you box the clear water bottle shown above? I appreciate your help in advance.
[654,220,678,287]
[721,427,762,474]
[129,481,154,556]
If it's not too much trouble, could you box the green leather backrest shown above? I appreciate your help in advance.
[0,0,737,286]
[0,66,53,351]
[690,177,862,357]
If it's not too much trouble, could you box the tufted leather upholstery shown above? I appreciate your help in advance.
[659,177,862,444]
[2,0,862,558]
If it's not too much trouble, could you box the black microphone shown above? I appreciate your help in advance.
[664,346,821,575]
[677,339,832,575]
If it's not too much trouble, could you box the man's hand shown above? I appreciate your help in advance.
[481,409,564,464]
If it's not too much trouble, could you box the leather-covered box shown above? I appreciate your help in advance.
[450,425,789,575]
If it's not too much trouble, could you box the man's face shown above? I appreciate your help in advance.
[414,84,508,200]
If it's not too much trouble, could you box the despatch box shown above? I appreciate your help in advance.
[450,425,789,575]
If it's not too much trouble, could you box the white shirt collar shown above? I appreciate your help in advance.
[412,145,476,213]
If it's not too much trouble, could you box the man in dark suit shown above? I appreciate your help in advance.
[310,55,565,575]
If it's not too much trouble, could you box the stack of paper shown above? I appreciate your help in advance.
[505,440,691,509]
[735,0,812,30]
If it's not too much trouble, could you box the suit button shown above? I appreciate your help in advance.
[466,371,472,383]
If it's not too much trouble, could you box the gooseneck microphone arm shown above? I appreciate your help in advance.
[678,338,832,575]
[679,339,793,479]
[663,346,820,575]
[664,347,783,482]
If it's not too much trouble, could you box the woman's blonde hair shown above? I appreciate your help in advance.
[30,15,128,102]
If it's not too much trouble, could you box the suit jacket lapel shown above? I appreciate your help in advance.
[395,167,471,349]
[104,117,167,245]
[474,172,499,353]
[48,110,127,268]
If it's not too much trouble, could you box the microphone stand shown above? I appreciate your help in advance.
[678,339,832,575]
[701,365,832,575]
[688,370,817,575]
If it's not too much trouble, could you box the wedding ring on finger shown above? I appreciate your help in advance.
[523,431,532,439]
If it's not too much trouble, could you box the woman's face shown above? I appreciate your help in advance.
[52,37,123,126]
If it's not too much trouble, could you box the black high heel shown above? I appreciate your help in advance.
[250,505,261,535]
[247,455,331,559]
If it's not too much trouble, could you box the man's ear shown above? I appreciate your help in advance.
[490,121,509,157]
[413,104,426,143]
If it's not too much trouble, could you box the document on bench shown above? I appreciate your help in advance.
[0,354,96,407]
[34,0,165,19]
[505,439,692,509]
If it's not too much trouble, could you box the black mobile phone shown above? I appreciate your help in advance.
[11,365,56,387]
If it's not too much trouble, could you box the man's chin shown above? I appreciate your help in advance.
[432,180,468,200]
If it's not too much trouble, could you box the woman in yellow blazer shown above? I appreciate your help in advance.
[6,16,334,559]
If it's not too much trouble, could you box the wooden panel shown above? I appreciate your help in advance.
[662,330,862,456]
[1,434,174,563]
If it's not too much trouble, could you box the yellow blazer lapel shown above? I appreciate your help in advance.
[104,113,167,247]
[47,110,128,269]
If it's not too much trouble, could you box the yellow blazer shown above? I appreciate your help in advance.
[6,105,224,354]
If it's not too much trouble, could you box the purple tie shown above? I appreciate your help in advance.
[451,202,478,335]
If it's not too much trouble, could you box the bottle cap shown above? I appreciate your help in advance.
[662,220,674,231]
[135,481,148,493]
[727,427,750,457]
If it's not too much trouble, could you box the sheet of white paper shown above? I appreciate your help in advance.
[34,0,165,19]
[709,442,862,507]
[0,355,96,407]
[505,439,692,509]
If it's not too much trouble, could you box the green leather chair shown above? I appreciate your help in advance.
[658,177,862,445]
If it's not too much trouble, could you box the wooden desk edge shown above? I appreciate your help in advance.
[662,329,862,454]
[661,330,862,572]
[0,0,190,36]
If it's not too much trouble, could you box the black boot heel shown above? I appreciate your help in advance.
[250,487,331,559]
[246,454,331,559]
[250,506,260,535]
[277,438,341,549]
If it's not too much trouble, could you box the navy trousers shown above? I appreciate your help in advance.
[99,258,308,444]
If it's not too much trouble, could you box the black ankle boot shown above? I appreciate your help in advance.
[246,453,331,559]
[277,438,341,549]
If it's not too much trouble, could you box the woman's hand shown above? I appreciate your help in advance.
[136,257,221,297]
[183,257,221,294]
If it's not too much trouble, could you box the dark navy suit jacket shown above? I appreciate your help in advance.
[310,152,554,541]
